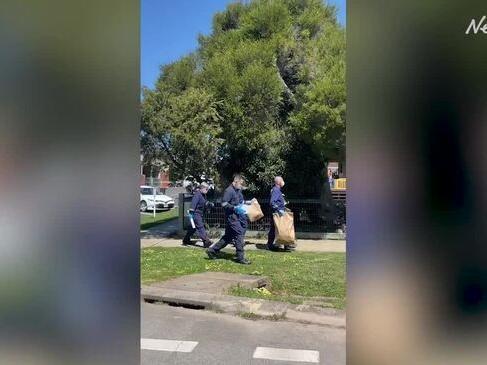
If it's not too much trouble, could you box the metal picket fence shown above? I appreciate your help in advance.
[179,193,346,233]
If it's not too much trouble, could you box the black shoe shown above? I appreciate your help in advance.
[266,244,279,251]
[203,240,213,248]
[182,239,191,245]
[235,258,251,265]
[206,249,218,260]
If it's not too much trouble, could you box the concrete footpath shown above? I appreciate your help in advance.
[140,217,346,240]
[141,237,346,253]
[142,272,345,329]
[140,218,179,239]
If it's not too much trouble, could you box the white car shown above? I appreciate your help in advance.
[140,186,175,212]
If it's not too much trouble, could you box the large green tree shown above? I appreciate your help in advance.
[141,0,345,196]
[141,85,222,179]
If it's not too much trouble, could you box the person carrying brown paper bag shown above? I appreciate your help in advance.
[246,199,264,222]
[266,176,296,251]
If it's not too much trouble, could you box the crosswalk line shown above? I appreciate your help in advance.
[253,347,320,363]
[141,338,198,353]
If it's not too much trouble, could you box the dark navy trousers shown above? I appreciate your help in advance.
[267,218,277,247]
[211,215,247,261]
[184,213,209,242]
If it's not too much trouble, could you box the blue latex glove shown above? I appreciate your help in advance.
[278,210,285,216]
[234,204,246,215]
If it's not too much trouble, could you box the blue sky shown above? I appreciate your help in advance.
[141,0,346,89]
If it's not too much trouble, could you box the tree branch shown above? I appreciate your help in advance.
[274,56,296,106]
[157,136,184,170]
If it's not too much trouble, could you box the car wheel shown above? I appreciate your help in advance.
[140,201,147,212]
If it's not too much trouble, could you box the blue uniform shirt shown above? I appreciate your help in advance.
[221,184,244,217]
[221,184,251,231]
[190,190,207,215]
[270,185,285,213]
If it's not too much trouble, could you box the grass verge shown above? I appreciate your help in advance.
[141,247,346,309]
[140,209,178,230]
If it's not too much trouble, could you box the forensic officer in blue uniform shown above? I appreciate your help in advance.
[183,182,214,248]
[207,174,254,264]
[267,176,287,251]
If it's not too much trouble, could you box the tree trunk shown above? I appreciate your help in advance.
[319,163,335,230]
[274,56,296,106]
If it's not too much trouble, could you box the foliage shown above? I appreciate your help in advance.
[141,86,222,179]
[141,0,345,195]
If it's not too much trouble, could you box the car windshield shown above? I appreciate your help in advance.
[140,187,165,195]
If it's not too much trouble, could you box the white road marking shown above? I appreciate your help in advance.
[253,347,320,363]
[140,338,198,353]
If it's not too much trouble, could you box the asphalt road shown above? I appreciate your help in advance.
[141,302,345,365]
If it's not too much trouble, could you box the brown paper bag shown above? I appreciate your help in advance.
[246,200,264,222]
[273,209,296,245]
